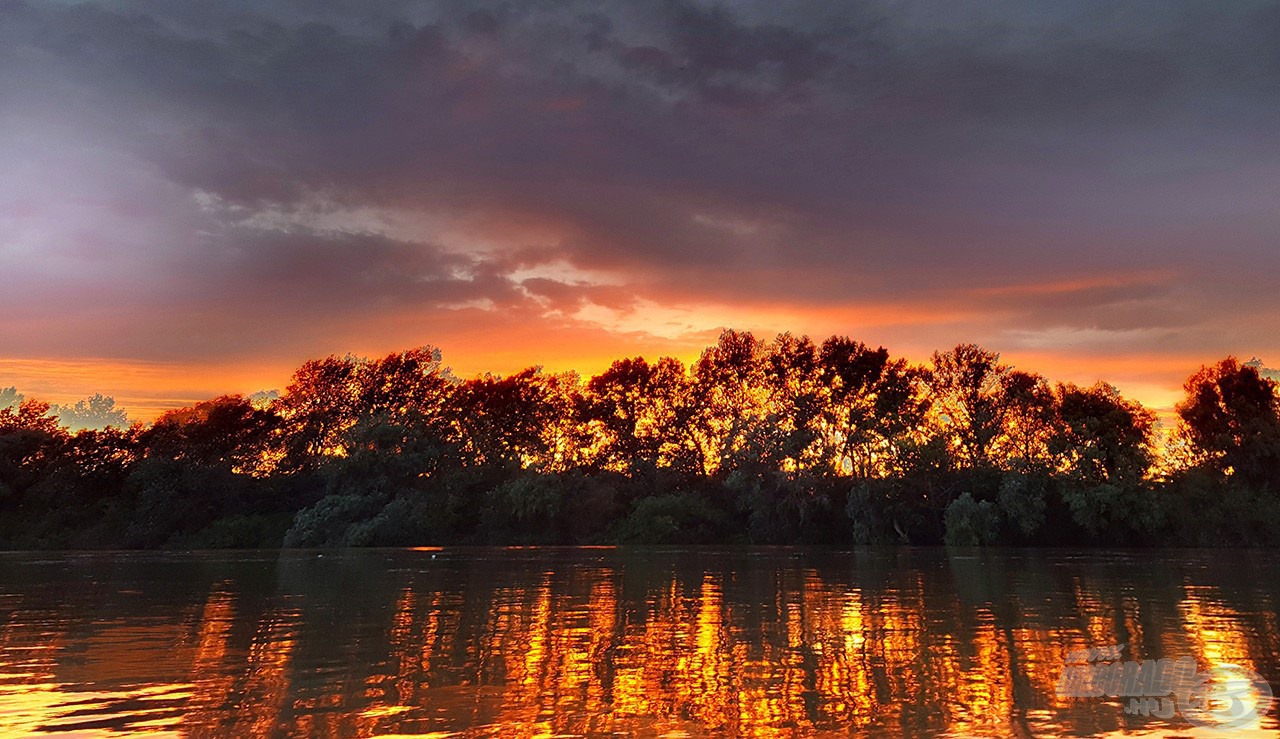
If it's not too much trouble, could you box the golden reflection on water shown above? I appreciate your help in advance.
[0,549,1278,737]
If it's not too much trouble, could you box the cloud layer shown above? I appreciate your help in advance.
[2,0,1279,417]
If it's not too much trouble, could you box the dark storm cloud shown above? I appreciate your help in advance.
[185,228,492,308]
[2,0,1280,375]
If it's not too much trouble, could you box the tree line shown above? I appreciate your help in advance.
[2,332,1278,548]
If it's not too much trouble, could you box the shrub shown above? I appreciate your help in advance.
[944,492,999,546]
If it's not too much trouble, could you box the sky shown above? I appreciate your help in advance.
[2,0,1279,423]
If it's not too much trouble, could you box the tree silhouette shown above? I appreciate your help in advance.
[0,399,71,527]
[818,337,928,477]
[927,344,1012,468]
[52,394,129,431]
[2,335,1277,548]
[581,357,685,471]
[996,371,1058,471]
[274,347,451,468]
[450,367,577,470]
[0,387,22,410]
[143,395,279,473]
[688,329,770,476]
[1177,357,1280,490]
[1054,382,1154,485]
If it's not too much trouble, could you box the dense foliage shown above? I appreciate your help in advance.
[3,333,1279,548]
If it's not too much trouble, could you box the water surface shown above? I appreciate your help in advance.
[1,548,1277,737]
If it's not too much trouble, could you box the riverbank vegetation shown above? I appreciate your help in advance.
[3,332,1278,548]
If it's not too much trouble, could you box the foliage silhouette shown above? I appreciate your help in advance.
[1,334,1278,547]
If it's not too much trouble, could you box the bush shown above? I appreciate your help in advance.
[283,494,382,547]
[609,493,725,544]
[1162,470,1280,546]
[730,471,836,544]
[998,474,1046,539]
[1060,481,1163,542]
[944,492,999,546]
[173,514,292,549]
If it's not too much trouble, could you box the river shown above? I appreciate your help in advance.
[1,548,1277,736]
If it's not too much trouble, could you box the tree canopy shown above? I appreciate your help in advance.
[2,335,1277,548]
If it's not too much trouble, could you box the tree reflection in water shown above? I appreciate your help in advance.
[0,548,1277,737]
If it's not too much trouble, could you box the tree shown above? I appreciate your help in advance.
[0,399,68,507]
[52,394,129,431]
[818,337,929,477]
[0,387,22,410]
[1177,358,1280,490]
[274,347,453,468]
[142,395,279,473]
[0,399,62,437]
[751,333,824,472]
[274,354,365,464]
[687,329,769,475]
[13,426,140,547]
[0,336,1252,549]
[1054,382,1155,485]
[995,371,1059,470]
[927,344,1011,468]
[997,474,1046,539]
[449,367,578,470]
[1052,383,1160,540]
[581,357,687,471]
[728,469,836,543]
